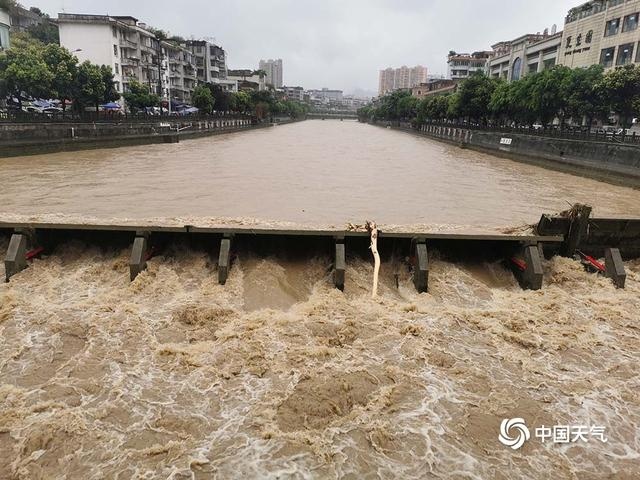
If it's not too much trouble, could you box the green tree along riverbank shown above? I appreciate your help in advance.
[359,65,640,129]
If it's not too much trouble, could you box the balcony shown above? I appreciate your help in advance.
[119,37,138,49]
[120,57,140,67]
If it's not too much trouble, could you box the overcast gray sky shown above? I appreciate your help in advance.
[32,0,577,94]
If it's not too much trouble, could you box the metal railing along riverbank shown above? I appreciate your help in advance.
[385,120,640,146]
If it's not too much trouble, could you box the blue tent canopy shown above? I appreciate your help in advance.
[101,102,121,110]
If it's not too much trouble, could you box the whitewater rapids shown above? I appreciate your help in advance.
[0,237,638,479]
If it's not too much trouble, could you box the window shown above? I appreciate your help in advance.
[623,13,639,32]
[605,18,620,37]
[637,42,640,62]
[566,36,572,48]
[112,26,117,37]
[511,57,522,81]
[616,43,634,65]
[114,63,119,74]
[113,45,118,56]
[586,30,593,43]
[600,47,615,67]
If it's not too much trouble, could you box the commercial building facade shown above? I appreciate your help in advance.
[378,65,428,95]
[559,0,640,69]
[259,59,283,88]
[487,32,562,81]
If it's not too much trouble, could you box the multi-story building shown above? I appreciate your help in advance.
[281,86,305,101]
[259,59,283,88]
[58,14,161,98]
[9,5,42,33]
[186,40,230,87]
[58,13,230,106]
[227,69,266,92]
[378,68,395,95]
[447,51,491,80]
[307,88,344,105]
[411,79,458,98]
[0,7,10,50]
[487,31,563,81]
[559,0,640,70]
[342,95,369,110]
[165,41,197,103]
[378,65,428,95]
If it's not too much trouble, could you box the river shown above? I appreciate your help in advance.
[0,120,639,231]
[0,121,639,479]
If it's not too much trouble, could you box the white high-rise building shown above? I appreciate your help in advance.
[259,58,283,88]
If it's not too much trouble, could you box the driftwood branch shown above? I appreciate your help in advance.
[366,221,380,298]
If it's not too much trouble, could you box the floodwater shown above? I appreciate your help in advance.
[0,120,639,231]
[1,121,640,479]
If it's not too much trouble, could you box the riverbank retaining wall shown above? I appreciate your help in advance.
[0,117,260,158]
[387,122,640,188]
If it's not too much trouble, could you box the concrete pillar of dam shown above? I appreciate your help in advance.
[605,248,626,289]
[521,244,544,290]
[218,235,233,285]
[412,240,429,293]
[334,237,345,291]
[4,232,28,282]
[129,232,149,281]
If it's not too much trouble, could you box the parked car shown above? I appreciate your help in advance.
[532,123,544,130]
[41,107,63,115]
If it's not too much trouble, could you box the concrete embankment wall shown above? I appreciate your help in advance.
[0,117,264,158]
[387,122,640,188]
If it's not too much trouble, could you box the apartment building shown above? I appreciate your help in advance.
[186,40,232,87]
[559,0,640,69]
[58,13,234,106]
[281,86,304,101]
[447,51,491,80]
[165,41,197,103]
[259,59,283,88]
[487,31,563,81]
[9,5,42,33]
[378,68,395,96]
[378,65,428,95]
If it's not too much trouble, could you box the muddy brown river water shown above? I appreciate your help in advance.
[1,121,639,479]
[0,120,639,230]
